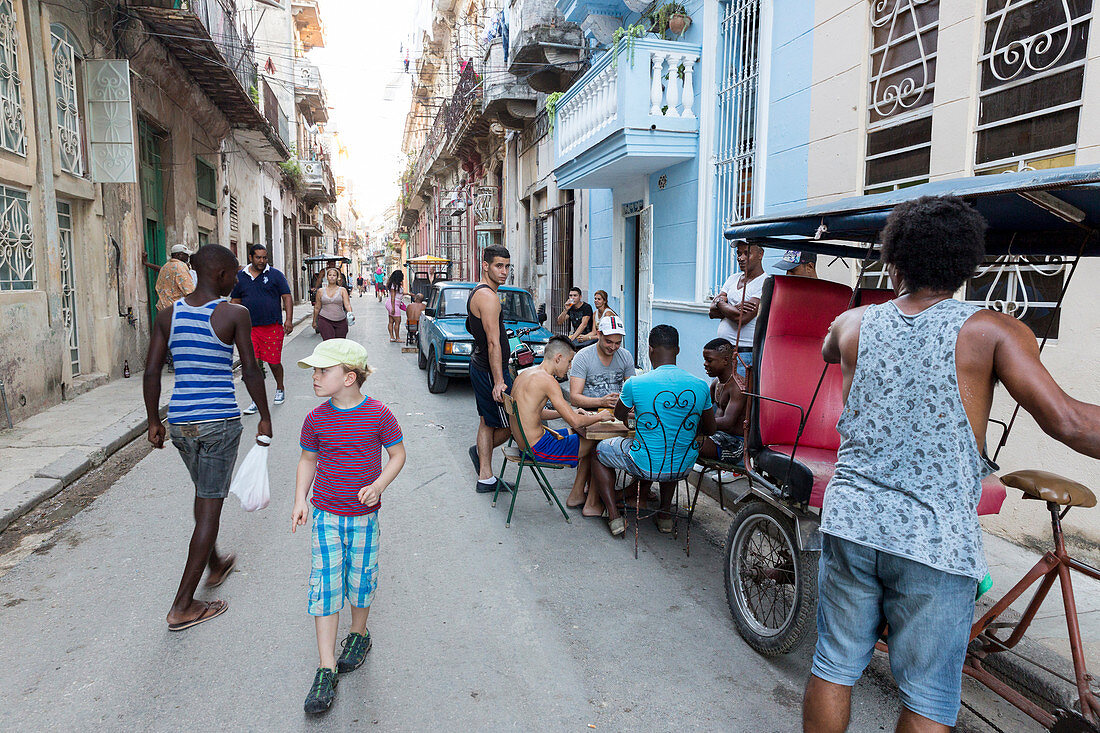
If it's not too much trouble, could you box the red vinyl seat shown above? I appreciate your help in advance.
[855,287,895,306]
[750,276,1004,516]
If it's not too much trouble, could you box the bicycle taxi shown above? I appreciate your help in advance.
[719,165,1100,731]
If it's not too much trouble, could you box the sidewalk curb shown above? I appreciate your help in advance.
[0,405,169,535]
[0,311,313,535]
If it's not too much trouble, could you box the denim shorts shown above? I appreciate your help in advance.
[596,437,688,483]
[169,418,244,499]
[812,534,978,727]
[309,507,379,616]
[469,363,513,429]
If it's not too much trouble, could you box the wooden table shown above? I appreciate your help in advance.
[586,420,634,441]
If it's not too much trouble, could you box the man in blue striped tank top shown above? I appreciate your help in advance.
[803,197,1100,732]
[143,244,273,632]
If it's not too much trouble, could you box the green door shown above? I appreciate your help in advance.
[138,118,166,325]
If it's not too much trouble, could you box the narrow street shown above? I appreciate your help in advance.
[0,299,962,732]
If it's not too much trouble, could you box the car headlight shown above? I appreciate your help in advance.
[531,343,546,356]
[446,342,473,355]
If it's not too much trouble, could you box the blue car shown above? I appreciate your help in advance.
[417,282,553,393]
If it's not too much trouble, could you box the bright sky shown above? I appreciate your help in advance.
[309,0,416,224]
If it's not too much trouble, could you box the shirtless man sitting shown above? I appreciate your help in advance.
[509,336,610,474]
[404,294,425,333]
[698,338,747,465]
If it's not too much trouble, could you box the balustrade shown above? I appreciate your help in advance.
[556,38,701,161]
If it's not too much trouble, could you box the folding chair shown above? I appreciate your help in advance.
[492,393,572,528]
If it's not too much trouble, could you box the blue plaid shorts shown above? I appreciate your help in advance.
[308,507,380,617]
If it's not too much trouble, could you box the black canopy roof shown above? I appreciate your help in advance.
[724,165,1100,259]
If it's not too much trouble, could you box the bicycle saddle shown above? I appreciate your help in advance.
[1001,470,1097,508]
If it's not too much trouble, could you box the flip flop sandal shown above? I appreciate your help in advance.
[205,555,237,588]
[609,517,626,536]
[167,600,228,632]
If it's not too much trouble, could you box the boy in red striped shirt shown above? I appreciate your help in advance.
[291,339,406,714]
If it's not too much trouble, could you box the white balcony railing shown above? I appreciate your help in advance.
[556,37,701,161]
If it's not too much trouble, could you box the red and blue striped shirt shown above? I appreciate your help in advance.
[300,397,403,516]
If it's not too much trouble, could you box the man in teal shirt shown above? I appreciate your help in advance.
[590,325,715,536]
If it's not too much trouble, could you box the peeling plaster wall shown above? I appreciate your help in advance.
[0,4,234,426]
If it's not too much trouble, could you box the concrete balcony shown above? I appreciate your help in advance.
[507,0,584,93]
[295,60,328,125]
[291,0,325,50]
[481,37,536,129]
[300,155,336,204]
[554,37,701,189]
[473,185,502,229]
[559,0,646,22]
[129,0,289,160]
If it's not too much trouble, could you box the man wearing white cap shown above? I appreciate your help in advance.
[154,243,195,311]
[565,314,636,513]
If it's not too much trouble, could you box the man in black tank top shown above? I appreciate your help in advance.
[466,245,514,493]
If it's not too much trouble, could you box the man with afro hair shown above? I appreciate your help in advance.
[803,195,1100,732]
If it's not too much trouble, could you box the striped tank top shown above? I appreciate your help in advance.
[167,299,240,424]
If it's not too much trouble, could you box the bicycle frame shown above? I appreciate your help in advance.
[965,501,1099,728]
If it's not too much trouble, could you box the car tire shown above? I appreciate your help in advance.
[427,347,449,394]
[417,336,427,370]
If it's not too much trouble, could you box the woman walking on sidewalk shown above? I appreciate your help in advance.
[384,270,406,343]
[313,268,352,341]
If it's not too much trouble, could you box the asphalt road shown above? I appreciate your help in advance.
[0,296,1031,731]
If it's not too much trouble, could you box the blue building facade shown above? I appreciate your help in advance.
[553,0,815,375]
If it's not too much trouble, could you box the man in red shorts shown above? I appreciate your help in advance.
[231,243,294,412]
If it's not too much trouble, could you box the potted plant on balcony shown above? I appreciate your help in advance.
[650,3,692,39]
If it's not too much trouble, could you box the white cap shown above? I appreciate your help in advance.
[171,243,191,254]
[598,315,626,336]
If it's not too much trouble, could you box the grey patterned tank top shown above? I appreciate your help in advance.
[821,299,987,580]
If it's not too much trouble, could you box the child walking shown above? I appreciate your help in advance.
[291,339,406,714]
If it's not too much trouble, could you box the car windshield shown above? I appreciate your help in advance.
[439,288,537,322]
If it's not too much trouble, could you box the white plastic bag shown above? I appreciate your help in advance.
[229,435,271,511]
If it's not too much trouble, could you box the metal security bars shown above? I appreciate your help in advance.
[0,184,33,290]
[965,256,1066,338]
[0,0,26,156]
[864,0,940,192]
[57,201,79,375]
[975,0,1093,172]
[51,26,83,176]
[545,202,574,337]
[712,0,761,297]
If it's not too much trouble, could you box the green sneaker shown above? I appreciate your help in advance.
[303,667,338,714]
[336,631,372,673]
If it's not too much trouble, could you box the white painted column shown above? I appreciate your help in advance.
[664,53,682,117]
[650,50,665,115]
[681,54,698,119]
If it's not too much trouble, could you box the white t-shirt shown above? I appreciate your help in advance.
[716,272,769,347]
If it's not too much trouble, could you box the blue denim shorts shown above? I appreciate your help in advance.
[169,418,244,499]
[812,534,978,727]
[308,508,380,617]
[596,437,688,482]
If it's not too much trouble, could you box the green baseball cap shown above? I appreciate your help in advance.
[297,338,370,370]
